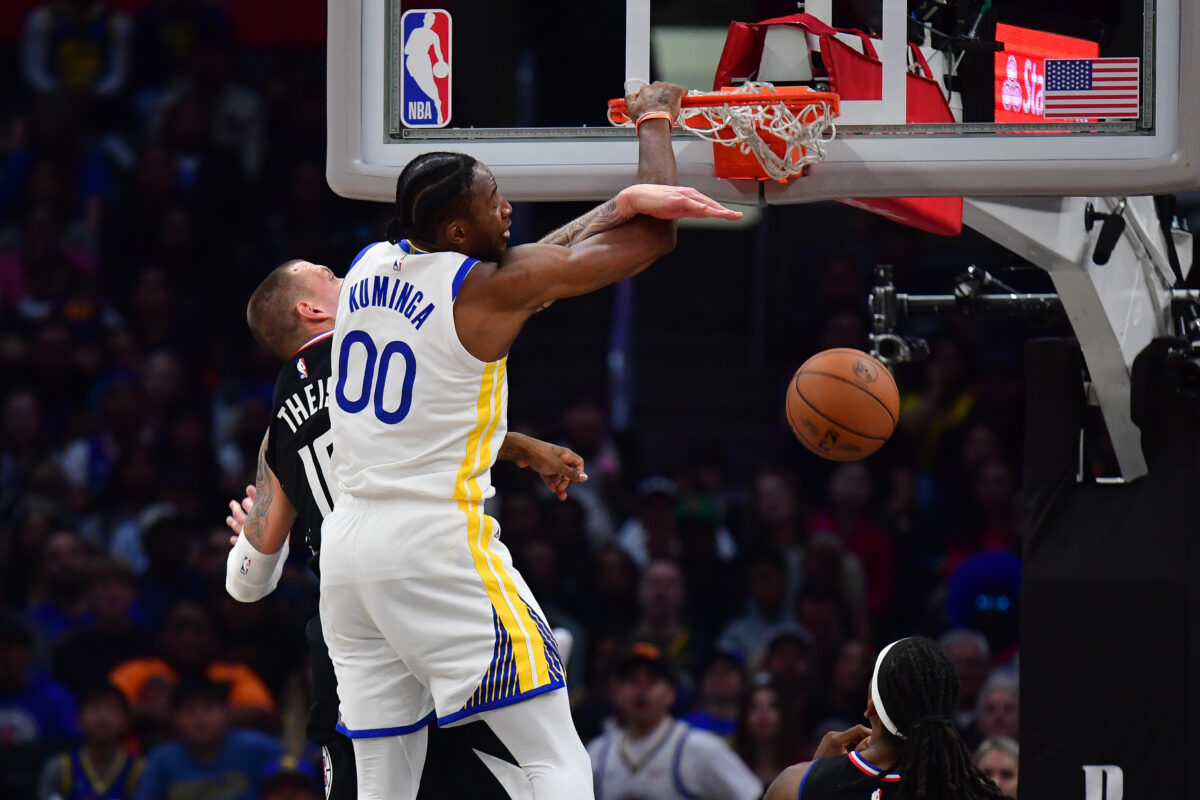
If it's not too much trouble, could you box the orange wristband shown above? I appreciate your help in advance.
[635,111,674,134]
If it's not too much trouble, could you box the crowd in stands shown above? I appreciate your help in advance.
[0,1,1027,797]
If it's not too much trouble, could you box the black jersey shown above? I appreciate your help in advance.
[800,753,901,800]
[264,332,336,552]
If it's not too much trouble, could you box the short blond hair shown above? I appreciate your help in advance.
[246,260,309,359]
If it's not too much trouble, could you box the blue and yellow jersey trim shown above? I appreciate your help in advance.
[445,358,564,724]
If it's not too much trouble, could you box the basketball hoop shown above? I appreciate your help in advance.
[607,82,839,182]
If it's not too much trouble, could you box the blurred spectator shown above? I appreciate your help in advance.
[975,673,1019,744]
[674,439,736,543]
[798,532,868,643]
[28,529,92,644]
[53,559,149,698]
[682,650,746,738]
[0,98,111,231]
[109,600,276,746]
[940,628,992,736]
[134,509,205,630]
[618,476,739,573]
[20,1,132,99]
[616,476,679,567]
[557,396,622,545]
[513,538,587,688]
[755,624,816,733]
[0,390,46,515]
[105,464,167,575]
[495,488,542,554]
[133,679,282,800]
[898,338,976,468]
[807,462,895,621]
[151,88,247,226]
[733,679,803,787]
[793,583,853,662]
[950,459,1019,571]
[811,639,871,731]
[0,611,79,744]
[149,32,264,176]
[587,643,761,800]
[717,548,793,661]
[262,161,362,268]
[974,735,1019,798]
[131,0,233,93]
[945,547,1020,664]
[587,544,639,637]
[631,560,702,697]
[37,683,143,800]
[744,468,809,597]
[124,266,185,352]
[0,203,94,316]
[57,370,146,509]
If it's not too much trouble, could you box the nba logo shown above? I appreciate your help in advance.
[400,9,452,128]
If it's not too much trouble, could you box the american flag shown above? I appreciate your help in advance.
[1044,58,1140,119]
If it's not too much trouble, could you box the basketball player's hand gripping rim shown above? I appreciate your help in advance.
[624,80,686,122]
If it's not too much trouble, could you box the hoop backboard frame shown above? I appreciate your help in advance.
[327,0,1200,205]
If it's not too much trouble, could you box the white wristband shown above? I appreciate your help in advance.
[225,530,289,603]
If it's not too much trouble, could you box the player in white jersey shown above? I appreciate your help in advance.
[319,81,743,800]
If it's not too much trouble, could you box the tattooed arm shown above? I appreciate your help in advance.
[537,198,633,246]
[240,431,297,554]
[538,83,684,247]
[226,432,297,602]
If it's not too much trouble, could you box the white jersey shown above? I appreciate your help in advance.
[588,718,763,800]
[329,239,506,501]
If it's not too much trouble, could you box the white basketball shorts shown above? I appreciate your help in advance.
[318,493,566,737]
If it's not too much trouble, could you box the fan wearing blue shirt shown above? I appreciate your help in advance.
[0,611,79,745]
[135,679,282,800]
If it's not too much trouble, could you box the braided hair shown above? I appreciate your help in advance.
[386,152,479,245]
[873,637,1011,800]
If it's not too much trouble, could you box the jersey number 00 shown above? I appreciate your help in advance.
[335,330,418,424]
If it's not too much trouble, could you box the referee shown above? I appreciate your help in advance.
[224,258,586,799]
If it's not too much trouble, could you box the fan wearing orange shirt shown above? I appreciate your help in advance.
[109,600,274,746]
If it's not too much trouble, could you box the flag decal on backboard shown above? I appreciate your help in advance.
[1043,58,1139,119]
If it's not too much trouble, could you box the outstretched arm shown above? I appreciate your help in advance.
[538,82,684,247]
[225,433,297,602]
[456,184,739,361]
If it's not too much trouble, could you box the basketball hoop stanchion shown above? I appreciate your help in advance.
[607,82,839,182]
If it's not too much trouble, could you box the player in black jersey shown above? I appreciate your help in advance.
[224,258,587,800]
[764,637,1012,800]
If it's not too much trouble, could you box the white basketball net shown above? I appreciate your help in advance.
[610,81,837,181]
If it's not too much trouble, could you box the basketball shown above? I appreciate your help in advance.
[433,61,450,79]
[785,348,900,461]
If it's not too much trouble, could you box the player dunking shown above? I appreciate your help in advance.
[764,637,1012,800]
[319,81,741,799]
[224,259,588,800]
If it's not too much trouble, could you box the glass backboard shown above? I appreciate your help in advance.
[327,0,1200,204]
